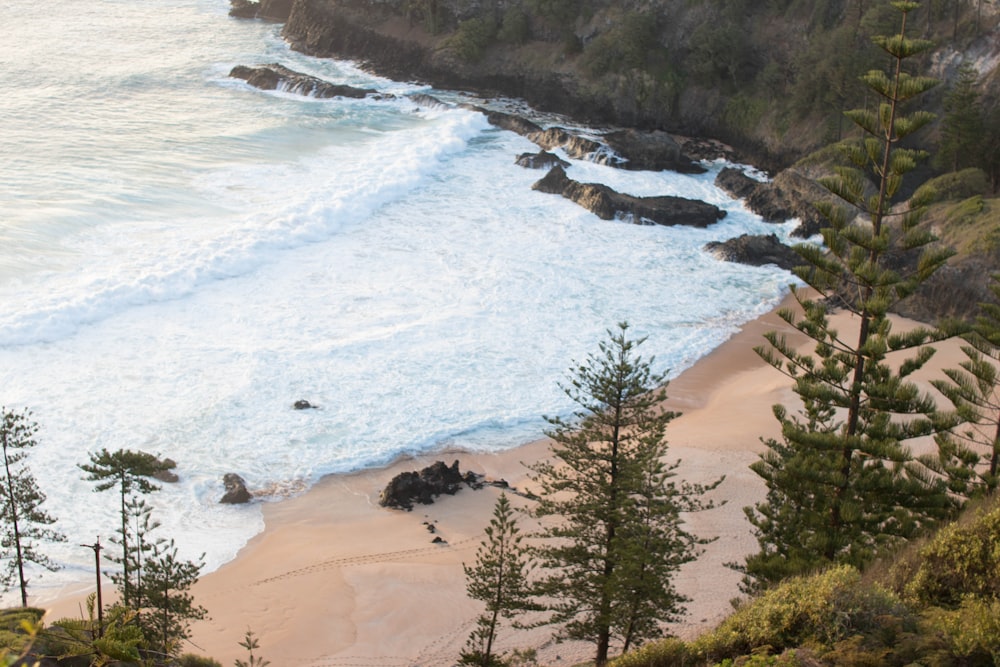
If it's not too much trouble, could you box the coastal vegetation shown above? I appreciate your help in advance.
[0,0,999,665]
[741,0,960,590]
[524,323,719,666]
[0,408,64,607]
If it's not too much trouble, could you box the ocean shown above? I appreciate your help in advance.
[0,0,798,603]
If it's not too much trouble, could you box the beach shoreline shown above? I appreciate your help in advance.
[40,293,965,666]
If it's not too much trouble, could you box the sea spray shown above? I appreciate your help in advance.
[1,0,797,605]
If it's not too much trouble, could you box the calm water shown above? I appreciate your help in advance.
[0,0,797,602]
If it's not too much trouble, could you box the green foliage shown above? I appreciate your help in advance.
[80,448,172,608]
[460,493,534,667]
[497,6,530,45]
[445,16,497,63]
[579,12,658,78]
[46,598,144,667]
[235,628,270,667]
[901,502,1000,606]
[137,538,208,657]
[695,565,912,661]
[0,408,64,607]
[723,94,768,136]
[912,168,990,203]
[607,637,692,667]
[527,323,718,666]
[931,275,1000,494]
[742,0,959,591]
[0,607,43,656]
[178,654,223,667]
[922,597,1000,663]
[935,63,984,173]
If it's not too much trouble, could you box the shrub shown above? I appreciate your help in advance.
[497,6,530,44]
[912,168,990,203]
[694,565,912,661]
[903,503,1000,607]
[610,637,693,667]
[444,16,497,62]
[178,654,224,667]
[921,597,1000,664]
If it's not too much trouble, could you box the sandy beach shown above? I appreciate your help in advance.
[41,294,969,666]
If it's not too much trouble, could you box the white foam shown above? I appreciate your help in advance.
[0,0,800,605]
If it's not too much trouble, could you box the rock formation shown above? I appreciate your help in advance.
[532,165,725,228]
[379,460,480,510]
[704,234,802,271]
[714,166,829,238]
[230,63,381,99]
[229,0,294,21]
[220,473,253,504]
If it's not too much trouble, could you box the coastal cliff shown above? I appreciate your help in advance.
[262,0,1000,322]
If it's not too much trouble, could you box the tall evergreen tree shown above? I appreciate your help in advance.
[935,62,983,172]
[79,448,171,607]
[527,323,717,666]
[743,0,959,590]
[460,493,534,667]
[137,538,207,658]
[932,274,1000,495]
[0,408,65,606]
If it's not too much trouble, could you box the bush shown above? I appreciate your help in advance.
[921,597,1000,664]
[694,565,912,661]
[444,16,497,62]
[610,637,693,667]
[903,503,1000,607]
[912,168,991,203]
[178,653,224,667]
[497,6,530,44]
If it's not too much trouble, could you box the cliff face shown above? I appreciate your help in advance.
[280,0,1000,172]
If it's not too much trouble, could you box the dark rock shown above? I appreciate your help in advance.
[515,151,569,170]
[293,399,315,409]
[379,460,476,510]
[220,473,252,504]
[603,129,706,174]
[230,64,379,99]
[432,536,446,544]
[704,234,801,271]
[473,108,544,137]
[527,127,605,162]
[229,0,260,18]
[715,167,829,238]
[408,93,450,109]
[532,165,725,228]
[229,0,294,20]
[153,457,179,484]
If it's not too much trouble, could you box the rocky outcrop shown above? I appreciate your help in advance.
[293,399,316,409]
[230,0,294,21]
[230,64,381,99]
[379,460,480,510]
[220,473,252,504]
[704,234,801,272]
[516,151,570,170]
[715,167,828,238]
[532,165,725,228]
[603,129,706,174]
[152,457,179,484]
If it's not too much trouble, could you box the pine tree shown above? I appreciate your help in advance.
[235,629,270,667]
[79,448,171,608]
[935,62,983,172]
[527,322,717,666]
[138,538,207,658]
[0,408,65,607]
[743,0,959,590]
[460,493,534,667]
[932,274,1000,495]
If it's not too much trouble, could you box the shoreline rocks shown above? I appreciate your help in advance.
[532,165,725,228]
[379,460,480,511]
[230,63,382,99]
